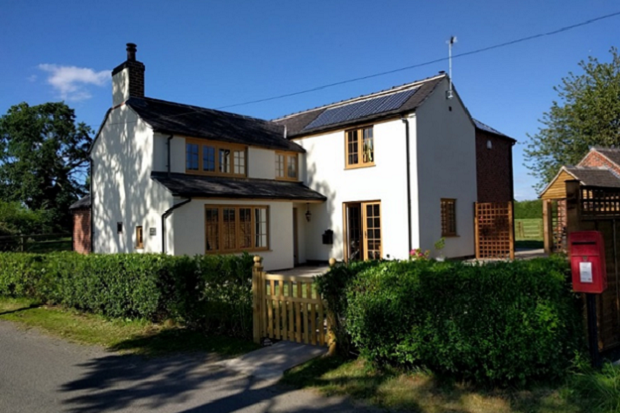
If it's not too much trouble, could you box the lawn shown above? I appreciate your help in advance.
[0,297,258,357]
[282,356,620,413]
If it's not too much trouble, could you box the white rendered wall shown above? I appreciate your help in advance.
[112,70,129,107]
[296,118,411,262]
[415,78,477,257]
[91,106,174,253]
[171,199,295,271]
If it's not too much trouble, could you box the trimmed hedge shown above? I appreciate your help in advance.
[0,252,253,338]
[321,257,583,386]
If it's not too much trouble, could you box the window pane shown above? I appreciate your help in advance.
[234,150,245,175]
[363,127,374,163]
[239,208,252,248]
[347,131,358,165]
[255,207,268,248]
[275,154,284,177]
[203,145,215,171]
[205,208,219,251]
[219,149,231,173]
[287,155,297,179]
[223,208,236,249]
[186,143,199,170]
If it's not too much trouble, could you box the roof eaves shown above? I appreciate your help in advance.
[538,166,578,198]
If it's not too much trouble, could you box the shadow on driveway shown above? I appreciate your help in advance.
[60,350,369,413]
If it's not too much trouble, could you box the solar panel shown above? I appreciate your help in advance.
[303,87,418,131]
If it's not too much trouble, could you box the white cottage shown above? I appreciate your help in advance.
[88,44,488,270]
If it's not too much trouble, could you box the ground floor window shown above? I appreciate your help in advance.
[441,198,457,236]
[205,205,269,253]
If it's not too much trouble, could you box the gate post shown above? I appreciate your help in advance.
[326,258,338,356]
[252,255,264,344]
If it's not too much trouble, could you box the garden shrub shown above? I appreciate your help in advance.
[345,257,584,385]
[315,259,382,356]
[0,251,254,339]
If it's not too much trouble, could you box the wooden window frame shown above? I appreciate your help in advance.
[441,198,458,237]
[185,138,247,177]
[345,126,375,169]
[204,205,269,254]
[135,226,144,249]
[275,151,299,181]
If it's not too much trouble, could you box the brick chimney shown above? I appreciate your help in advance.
[111,43,145,106]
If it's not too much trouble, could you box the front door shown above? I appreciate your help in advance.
[293,207,299,265]
[345,201,382,261]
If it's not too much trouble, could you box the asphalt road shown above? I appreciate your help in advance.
[0,321,372,413]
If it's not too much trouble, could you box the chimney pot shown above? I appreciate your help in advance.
[126,43,137,61]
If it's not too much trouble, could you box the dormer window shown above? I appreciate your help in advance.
[186,138,246,177]
[275,151,299,181]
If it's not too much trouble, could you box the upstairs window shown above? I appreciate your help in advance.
[345,126,374,168]
[186,139,246,177]
[275,152,299,181]
[441,198,457,237]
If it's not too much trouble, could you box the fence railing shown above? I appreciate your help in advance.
[252,256,332,348]
[0,233,72,253]
[515,219,543,241]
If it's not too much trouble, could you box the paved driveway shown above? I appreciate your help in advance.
[0,321,371,413]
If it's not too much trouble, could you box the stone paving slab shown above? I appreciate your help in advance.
[219,341,327,380]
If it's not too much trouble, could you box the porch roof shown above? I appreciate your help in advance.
[151,172,327,202]
[540,166,620,200]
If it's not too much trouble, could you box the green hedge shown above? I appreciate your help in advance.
[323,257,583,386]
[0,252,253,338]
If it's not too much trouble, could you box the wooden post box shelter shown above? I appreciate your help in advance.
[540,164,620,352]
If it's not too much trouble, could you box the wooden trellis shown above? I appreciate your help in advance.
[474,202,514,260]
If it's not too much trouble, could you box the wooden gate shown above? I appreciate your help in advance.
[474,202,515,260]
[252,256,329,346]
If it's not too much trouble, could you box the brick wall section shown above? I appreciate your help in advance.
[72,209,91,254]
[126,60,145,98]
[475,129,514,203]
[578,151,620,175]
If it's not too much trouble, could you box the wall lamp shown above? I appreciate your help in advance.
[305,203,312,222]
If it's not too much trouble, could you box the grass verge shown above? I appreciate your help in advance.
[282,356,620,413]
[0,297,259,357]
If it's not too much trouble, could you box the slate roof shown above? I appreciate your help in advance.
[273,74,445,138]
[69,194,91,210]
[564,167,620,188]
[594,147,620,167]
[151,172,326,201]
[473,119,515,141]
[126,97,304,153]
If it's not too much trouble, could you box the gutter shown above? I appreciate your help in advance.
[89,157,94,253]
[166,135,173,177]
[401,117,413,253]
[161,198,191,254]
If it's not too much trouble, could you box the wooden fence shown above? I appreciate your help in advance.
[252,256,331,347]
[515,219,543,240]
[0,233,72,252]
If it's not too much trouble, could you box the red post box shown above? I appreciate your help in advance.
[568,231,607,294]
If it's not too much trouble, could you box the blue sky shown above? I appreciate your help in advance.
[2,1,619,200]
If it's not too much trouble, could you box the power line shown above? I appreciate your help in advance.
[215,10,620,111]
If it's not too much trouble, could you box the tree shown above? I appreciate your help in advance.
[524,47,620,192]
[0,102,92,231]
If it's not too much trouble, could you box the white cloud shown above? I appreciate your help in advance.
[38,64,110,101]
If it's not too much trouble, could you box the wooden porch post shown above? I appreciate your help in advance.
[566,180,582,235]
[543,200,553,254]
[252,255,264,344]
